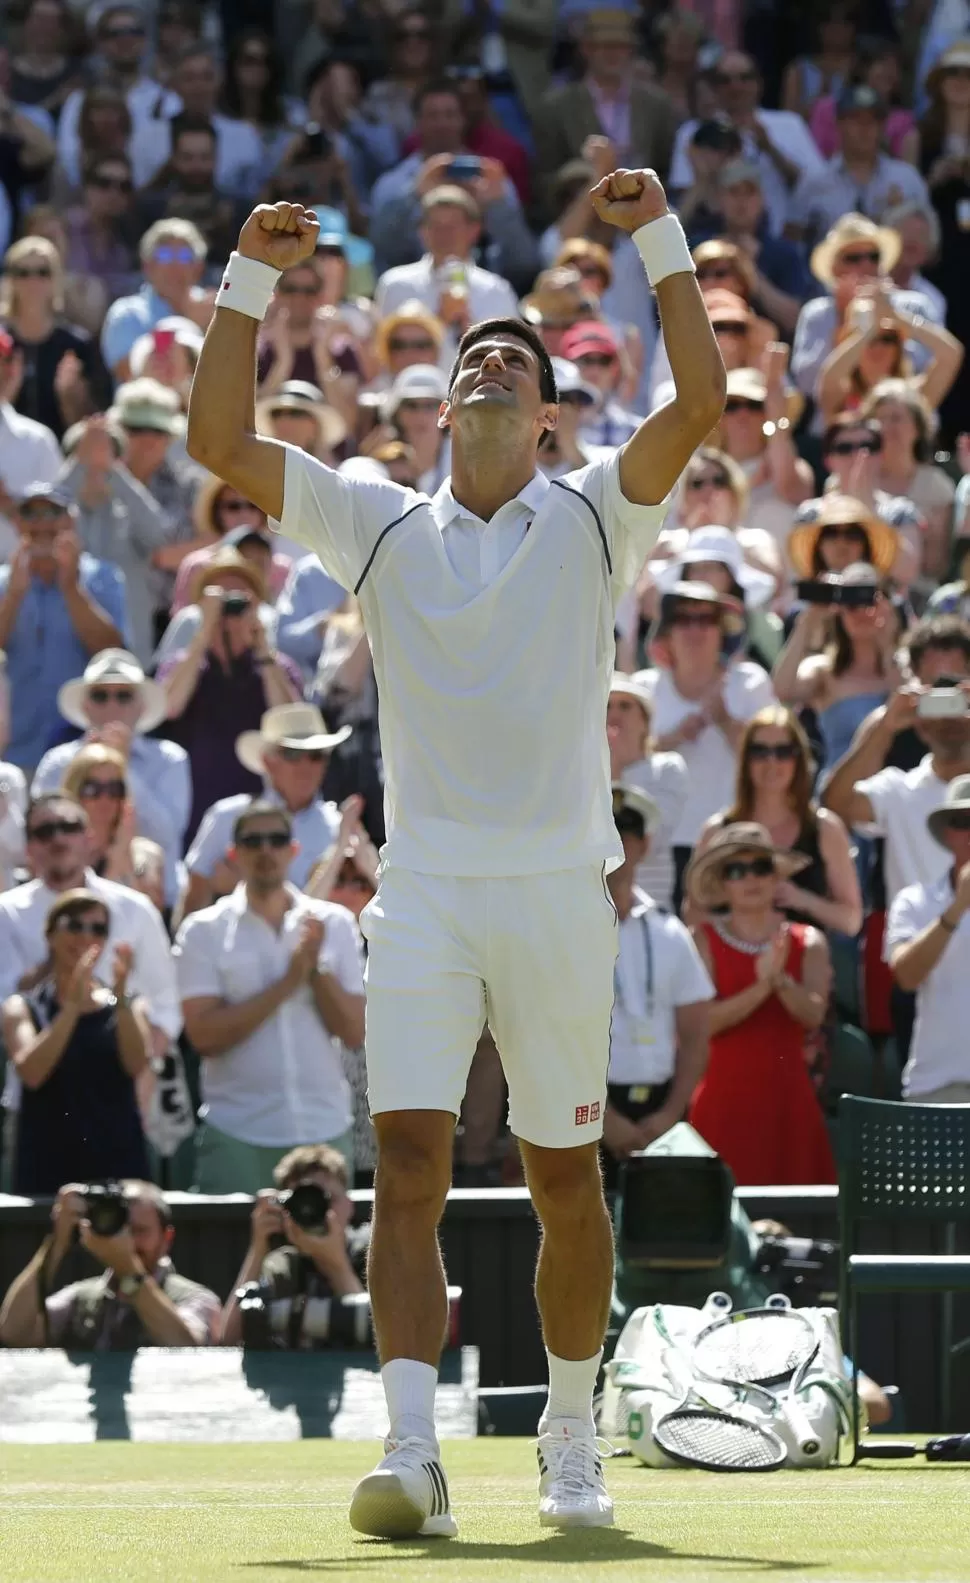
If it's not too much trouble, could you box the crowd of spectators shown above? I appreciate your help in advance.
[1,0,970,1291]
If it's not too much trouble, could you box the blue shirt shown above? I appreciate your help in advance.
[275,555,346,679]
[0,555,129,771]
[185,789,341,890]
[32,734,191,907]
[100,282,194,372]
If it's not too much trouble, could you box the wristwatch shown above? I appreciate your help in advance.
[118,1270,146,1299]
[762,417,791,440]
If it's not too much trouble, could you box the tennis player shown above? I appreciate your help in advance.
[186,169,725,1540]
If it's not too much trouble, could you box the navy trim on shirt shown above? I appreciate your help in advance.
[353,501,426,595]
[551,479,612,576]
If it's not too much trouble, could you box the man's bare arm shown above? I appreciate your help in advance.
[186,203,321,520]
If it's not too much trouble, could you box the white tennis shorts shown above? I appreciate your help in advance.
[359,864,618,1149]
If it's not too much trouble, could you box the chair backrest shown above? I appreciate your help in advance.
[838,1096,970,1249]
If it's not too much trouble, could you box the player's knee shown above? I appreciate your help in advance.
[525,1144,605,1228]
[374,1118,453,1218]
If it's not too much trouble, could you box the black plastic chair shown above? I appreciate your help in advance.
[837,1095,970,1459]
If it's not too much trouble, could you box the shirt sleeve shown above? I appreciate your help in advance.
[0,900,29,999]
[126,896,183,1039]
[885,884,931,954]
[173,914,223,999]
[317,905,365,994]
[562,450,670,599]
[668,920,716,1004]
[277,443,418,590]
[854,766,902,836]
[731,663,776,720]
[85,560,130,644]
[185,804,232,878]
[170,1283,221,1345]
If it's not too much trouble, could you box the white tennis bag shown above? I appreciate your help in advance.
[600,1294,852,1469]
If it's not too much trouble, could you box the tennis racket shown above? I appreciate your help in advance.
[650,1307,787,1472]
[692,1306,822,1458]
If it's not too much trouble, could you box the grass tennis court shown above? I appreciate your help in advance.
[1,1439,969,1582]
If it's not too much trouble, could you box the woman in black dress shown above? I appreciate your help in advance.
[0,235,111,438]
[3,890,152,1195]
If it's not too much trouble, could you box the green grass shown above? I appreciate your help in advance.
[1,1440,969,1582]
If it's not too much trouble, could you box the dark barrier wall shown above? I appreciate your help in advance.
[1,1188,968,1429]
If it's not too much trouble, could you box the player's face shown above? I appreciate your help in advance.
[443,335,557,445]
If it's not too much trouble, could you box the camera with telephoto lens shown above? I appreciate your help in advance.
[82,1183,129,1238]
[221,591,251,617]
[796,578,878,609]
[277,1182,332,1234]
[753,1235,839,1304]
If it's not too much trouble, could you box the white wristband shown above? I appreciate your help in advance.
[633,214,695,288]
[217,250,281,321]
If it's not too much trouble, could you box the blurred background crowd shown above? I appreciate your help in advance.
[2,0,970,1217]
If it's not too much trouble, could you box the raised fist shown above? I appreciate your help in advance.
[590,168,669,234]
[237,203,320,272]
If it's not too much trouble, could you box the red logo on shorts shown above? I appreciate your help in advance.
[590,1102,601,1122]
[575,1105,590,1125]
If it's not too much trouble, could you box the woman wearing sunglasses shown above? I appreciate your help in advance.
[3,888,151,1195]
[0,236,111,439]
[715,354,813,571]
[860,380,956,586]
[816,280,962,429]
[693,705,862,937]
[61,744,162,902]
[166,475,292,616]
[685,825,836,1185]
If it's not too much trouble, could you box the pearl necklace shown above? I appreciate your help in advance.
[713,918,778,956]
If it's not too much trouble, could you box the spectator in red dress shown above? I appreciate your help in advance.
[686,823,835,1186]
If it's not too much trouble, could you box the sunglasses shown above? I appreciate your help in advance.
[9,266,52,280]
[873,331,900,346]
[697,264,737,281]
[830,436,881,455]
[336,870,373,889]
[748,742,798,761]
[399,398,440,412]
[819,523,868,539]
[722,856,776,880]
[838,249,880,267]
[88,687,136,705]
[687,472,730,491]
[398,26,431,40]
[278,746,328,762]
[944,812,970,831]
[236,830,291,850]
[717,69,757,84]
[389,337,436,353]
[724,398,764,415]
[672,610,721,628]
[53,916,109,938]
[278,282,319,296]
[28,819,85,842]
[89,172,133,192]
[239,51,269,65]
[713,320,749,337]
[576,353,616,367]
[103,23,146,38]
[219,498,255,513]
[78,779,126,799]
[152,244,196,263]
[123,423,168,436]
[21,501,67,520]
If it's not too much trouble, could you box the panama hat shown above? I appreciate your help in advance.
[609,670,653,715]
[58,648,167,733]
[928,774,970,847]
[810,213,900,289]
[724,365,804,428]
[381,363,449,422]
[520,267,591,329]
[236,703,351,775]
[109,376,185,436]
[612,780,660,835]
[373,300,445,366]
[787,493,899,578]
[189,547,268,606]
[685,823,810,910]
[647,525,775,611]
[255,379,347,455]
[926,40,970,96]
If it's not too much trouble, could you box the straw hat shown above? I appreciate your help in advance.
[373,300,445,367]
[928,774,970,847]
[57,648,167,733]
[685,823,810,910]
[255,379,347,455]
[810,213,901,289]
[704,289,752,327]
[236,702,351,775]
[109,376,184,436]
[189,547,268,606]
[582,8,637,43]
[724,366,803,428]
[787,493,899,578]
[520,267,590,329]
[926,40,970,96]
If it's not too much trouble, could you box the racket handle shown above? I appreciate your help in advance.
[783,1395,821,1458]
[858,1440,918,1459]
[926,1434,970,1462]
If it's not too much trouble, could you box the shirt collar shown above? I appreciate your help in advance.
[429,469,550,531]
[630,886,654,918]
[228,880,306,916]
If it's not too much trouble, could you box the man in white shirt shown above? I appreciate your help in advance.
[669,52,825,235]
[602,783,712,1188]
[187,175,724,1536]
[887,776,970,1102]
[179,703,345,920]
[787,87,931,246]
[57,5,179,191]
[0,335,63,559]
[175,801,365,1193]
[374,186,519,342]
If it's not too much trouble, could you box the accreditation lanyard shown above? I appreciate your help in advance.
[614,911,655,1044]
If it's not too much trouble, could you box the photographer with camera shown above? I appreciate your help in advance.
[157,549,301,845]
[220,1143,367,1348]
[0,1179,220,1349]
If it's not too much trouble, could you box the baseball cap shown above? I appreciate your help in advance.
[837,84,886,118]
[560,320,620,362]
[222,524,273,552]
[381,363,449,421]
[720,158,762,190]
[550,357,598,405]
[18,481,73,510]
[691,119,743,155]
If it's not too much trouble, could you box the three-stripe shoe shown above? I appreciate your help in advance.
[537,1421,614,1529]
[349,1436,457,1539]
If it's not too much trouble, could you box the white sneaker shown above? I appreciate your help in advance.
[349,1436,458,1539]
[537,1421,614,1529]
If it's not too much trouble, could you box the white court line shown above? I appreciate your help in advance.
[0,1496,957,1511]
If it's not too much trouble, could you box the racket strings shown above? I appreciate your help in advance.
[694,1314,816,1385]
[655,1409,784,1470]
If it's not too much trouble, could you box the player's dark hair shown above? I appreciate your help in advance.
[448,318,558,404]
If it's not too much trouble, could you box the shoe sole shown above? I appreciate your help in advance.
[349,1473,457,1540]
[539,1507,615,1530]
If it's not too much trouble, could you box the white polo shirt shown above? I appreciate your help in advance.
[278,447,668,878]
[0,403,63,558]
[609,890,714,1085]
[886,873,970,1096]
[857,754,951,908]
[174,885,363,1148]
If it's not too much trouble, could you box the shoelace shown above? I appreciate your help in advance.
[537,1433,614,1498]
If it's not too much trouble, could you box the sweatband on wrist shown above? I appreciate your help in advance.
[633,214,695,288]
[217,251,281,320]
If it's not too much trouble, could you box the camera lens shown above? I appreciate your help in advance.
[83,1184,129,1238]
[221,592,250,616]
[278,1182,331,1233]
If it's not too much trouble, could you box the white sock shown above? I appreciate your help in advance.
[539,1347,602,1434]
[382,1358,439,1447]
